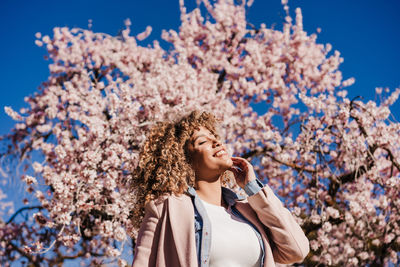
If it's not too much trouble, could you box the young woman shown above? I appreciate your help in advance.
[131,111,309,267]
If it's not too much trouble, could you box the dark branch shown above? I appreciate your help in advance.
[9,242,40,267]
[7,205,43,224]
[241,146,316,173]
[383,147,400,172]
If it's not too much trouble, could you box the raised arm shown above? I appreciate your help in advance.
[246,181,310,264]
[230,157,309,264]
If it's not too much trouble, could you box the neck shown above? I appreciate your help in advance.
[195,176,226,207]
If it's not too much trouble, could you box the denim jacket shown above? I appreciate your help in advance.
[186,179,265,267]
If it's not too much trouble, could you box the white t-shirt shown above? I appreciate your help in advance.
[200,199,262,267]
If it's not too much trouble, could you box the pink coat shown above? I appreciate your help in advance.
[132,185,309,267]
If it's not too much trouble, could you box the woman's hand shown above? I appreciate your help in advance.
[228,157,257,189]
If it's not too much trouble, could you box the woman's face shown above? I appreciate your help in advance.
[187,126,233,181]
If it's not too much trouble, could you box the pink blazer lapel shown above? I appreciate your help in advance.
[167,195,198,267]
[235,201,269,239]
[235,201,259,224]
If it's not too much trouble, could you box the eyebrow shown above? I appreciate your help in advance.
[192,134,208,144]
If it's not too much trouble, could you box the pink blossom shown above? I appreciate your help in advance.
[136,26,152,41]
[384,233,395,244]
[23,175,37,185]
[4,106,23,121]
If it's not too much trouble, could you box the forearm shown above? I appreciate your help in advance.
[245,179,310,264]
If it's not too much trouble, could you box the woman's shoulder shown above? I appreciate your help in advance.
[145,192,193,215]
[153,192,191,205]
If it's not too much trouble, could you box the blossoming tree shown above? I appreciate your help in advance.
[1,0,399,265]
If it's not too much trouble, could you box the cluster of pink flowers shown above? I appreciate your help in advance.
[1,0,399,265]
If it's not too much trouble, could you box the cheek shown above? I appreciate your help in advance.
[192,149,213,168]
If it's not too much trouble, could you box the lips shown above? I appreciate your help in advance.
[213,149,227,157]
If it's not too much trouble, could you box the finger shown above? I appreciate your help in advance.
[228,167,244,182]
[228,166,241,173]
[231,158,248,169]
[232,157,253,170]
[231,156,245,161]
[231,157,249,165]
[231,157,244,164]
[230,164,244,173]
[229,166,245,177]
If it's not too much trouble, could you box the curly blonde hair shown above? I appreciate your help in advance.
[130,110,220,228]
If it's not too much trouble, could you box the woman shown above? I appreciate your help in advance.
[131,111,309,267]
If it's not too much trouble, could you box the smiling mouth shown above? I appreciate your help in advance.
[213,149,227,157]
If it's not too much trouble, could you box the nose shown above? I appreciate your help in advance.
[212,138,221,147]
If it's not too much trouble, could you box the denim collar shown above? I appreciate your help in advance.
[186,186,245,206]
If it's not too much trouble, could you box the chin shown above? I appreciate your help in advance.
[228,157,234,167]
[223,157,233,169]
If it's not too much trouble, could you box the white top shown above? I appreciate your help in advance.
[200,199,262,267]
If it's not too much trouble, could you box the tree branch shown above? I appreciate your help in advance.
[383,147,400,173]
[8,242,40,267]
[7,205,43,224]
[241,146,317,173]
